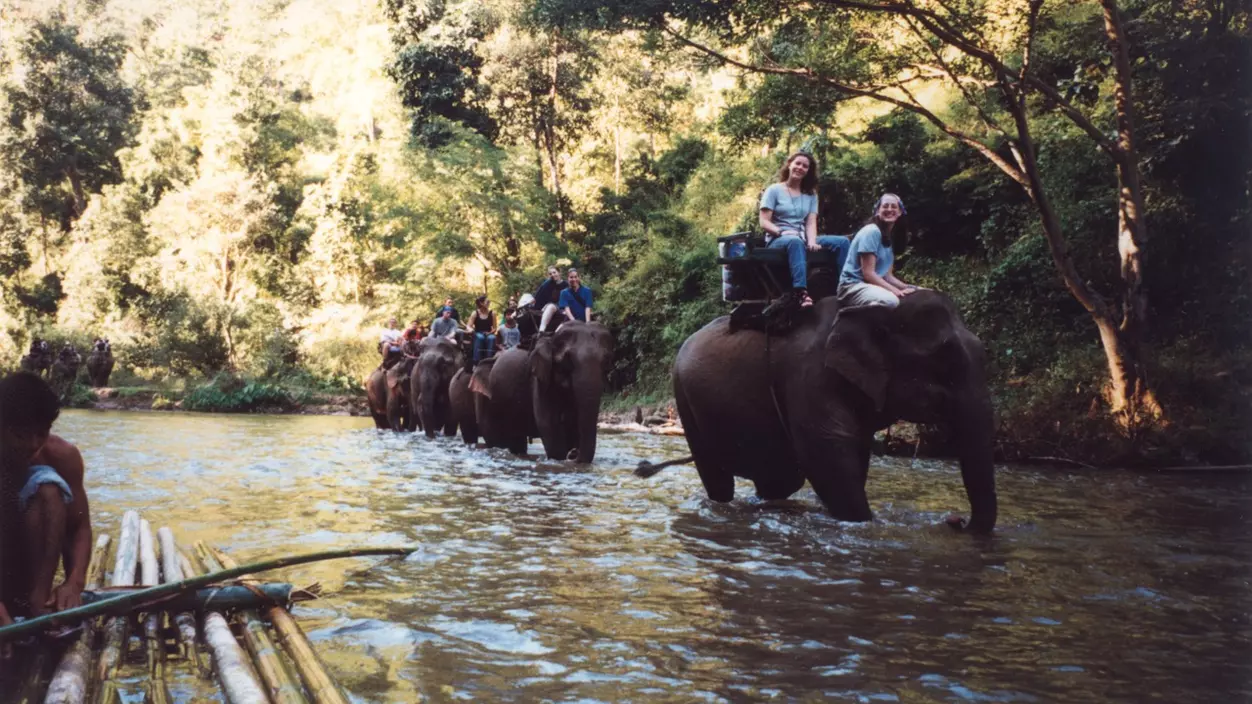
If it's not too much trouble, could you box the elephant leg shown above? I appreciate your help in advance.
[753,472,806,501]
[802,435,873,522]
[508,435,528,456]
[675,382,733,502]
[461,420,478,446]
[371,413,389,430]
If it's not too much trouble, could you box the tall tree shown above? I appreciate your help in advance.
[0,13,139,228]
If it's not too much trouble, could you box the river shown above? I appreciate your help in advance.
[9,410,1252,702]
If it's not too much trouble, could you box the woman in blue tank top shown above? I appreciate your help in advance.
[758,152,850,308]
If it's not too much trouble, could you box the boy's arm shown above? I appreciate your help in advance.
[50,439,91,611]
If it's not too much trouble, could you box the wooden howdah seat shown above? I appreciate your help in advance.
[718,232,849,305]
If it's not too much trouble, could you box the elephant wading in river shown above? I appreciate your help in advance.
[657,291,997,532]
[413,336,461,438]
[470,348,534,455]
[387,356,419,431]
[449,366,478,445]
[531,322,614,463]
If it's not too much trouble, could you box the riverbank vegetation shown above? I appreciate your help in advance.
[0,0,1247,464]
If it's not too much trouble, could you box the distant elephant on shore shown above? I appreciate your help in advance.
[20,339,53,377]
[470,348,534,455]
[531,322,614,463]
[449,366,478,445]
[49,344,81,396]
[654,292,997,532]
[413,337,461,438]
[86,338,114,387]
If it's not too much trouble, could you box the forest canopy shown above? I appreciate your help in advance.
[0,0,1247,463]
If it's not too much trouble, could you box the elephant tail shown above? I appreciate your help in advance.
[634,456,694,478]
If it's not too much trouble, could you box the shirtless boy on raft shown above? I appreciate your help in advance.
[0,371,92,634]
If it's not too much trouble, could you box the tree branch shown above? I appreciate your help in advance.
[901,15,1012,141]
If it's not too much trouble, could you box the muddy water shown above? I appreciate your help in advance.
[14,410,1252,702]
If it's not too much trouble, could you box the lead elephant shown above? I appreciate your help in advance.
[470,348,534,456]
[657,291,996,532]
[449,367,478,445]
[413,336,462,438]
[531,322,614,463]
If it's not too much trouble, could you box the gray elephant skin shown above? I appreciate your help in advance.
[386,357,418,431]
[449,367,478,445]
[531,322,614,463]
[471,348,535,456]
[413,336,462,438]
[668,291,997,532]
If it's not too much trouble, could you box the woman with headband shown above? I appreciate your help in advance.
[758,152,851,309]
[837,193,918,308]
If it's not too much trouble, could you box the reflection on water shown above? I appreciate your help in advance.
[10,410,1252,702]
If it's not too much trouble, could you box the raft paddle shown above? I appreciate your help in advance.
[0,546,415,644]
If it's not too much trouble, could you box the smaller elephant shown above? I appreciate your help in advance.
[385,356,418,431]
[49,344,81,396]
[365,367,389,429]
[471,348,534,456]
[86,338,115,387]
[449,366,479,445]
[413,336,462,438]
[20,339,53,377]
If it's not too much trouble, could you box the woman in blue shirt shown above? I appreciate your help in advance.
[758,152,850,309]
[837,193,918,308]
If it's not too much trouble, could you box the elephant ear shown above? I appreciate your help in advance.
[469,357,497,398]
[531,336,555,387]
[824,306,893,412]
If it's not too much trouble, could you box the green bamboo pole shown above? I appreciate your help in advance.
[0,546,414,644]
[183,546,268,704]
[43,533,113,704]
[210,546,349,704]
[156,527,203,673]
[93,510,141,704]
[139,520,171,704]
[198,543,308,704]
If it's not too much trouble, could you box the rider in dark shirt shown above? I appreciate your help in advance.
[533,265,568,333]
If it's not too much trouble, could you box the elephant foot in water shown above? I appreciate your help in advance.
[565,448,579,461]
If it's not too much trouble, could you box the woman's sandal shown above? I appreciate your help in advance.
[797,290,814,308]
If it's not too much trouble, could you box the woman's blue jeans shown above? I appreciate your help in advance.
[472,333,496,363]
[767,235,850,289]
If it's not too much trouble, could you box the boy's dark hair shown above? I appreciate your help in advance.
[0,372,60,430]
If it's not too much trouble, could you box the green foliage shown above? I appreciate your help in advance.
[181,373,296,413]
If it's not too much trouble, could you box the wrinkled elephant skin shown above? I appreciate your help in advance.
[531,322,614,464]
[414,337,462,438]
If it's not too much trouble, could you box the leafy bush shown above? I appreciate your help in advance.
[181,373,295,413]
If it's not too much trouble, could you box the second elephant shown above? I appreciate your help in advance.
[470,348,535,456]
[413,336,462,438]
[531,322,614,463]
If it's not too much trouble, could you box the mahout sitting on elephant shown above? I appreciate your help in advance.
[412,336,462,438]
[531,321,614,463]
[86,338,114,387]
[19,339,53,377]
[648,290,996,533]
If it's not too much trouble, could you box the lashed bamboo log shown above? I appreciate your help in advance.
[156,527,203,672]
[138,520,170,704]
[93,510,141,704]
[43,533,112,704]
[0,546,414,643]
[182,547,270,704]
[199,544,308,704]
[210,548,348,704]
[81,584,306,610]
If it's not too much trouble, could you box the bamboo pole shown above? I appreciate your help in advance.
[139,520,170,704]
[0,546,415,643]
[181,546,273,704]
[93,510,141,704]
[210,547,349,704]
[156,527,204,674]
[43,533,112,704]
[198,544,308,704]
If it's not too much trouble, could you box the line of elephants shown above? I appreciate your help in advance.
[366,291,997,533]
[366,321,616,464]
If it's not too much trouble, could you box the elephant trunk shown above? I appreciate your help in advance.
[571,368,604,464]
[956,396,997,533]
[421,372,440,439]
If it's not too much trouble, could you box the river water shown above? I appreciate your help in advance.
[12,410,1252,702]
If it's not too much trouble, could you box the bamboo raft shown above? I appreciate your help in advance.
[13,510,370,704]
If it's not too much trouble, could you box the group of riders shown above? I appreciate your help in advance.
[373,148,914,372]
[376,267,595,370]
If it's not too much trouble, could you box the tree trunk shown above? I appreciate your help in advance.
[65,167,86,221]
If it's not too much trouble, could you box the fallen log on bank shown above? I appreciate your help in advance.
[211,546,350,704]
[0,546,415,644]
